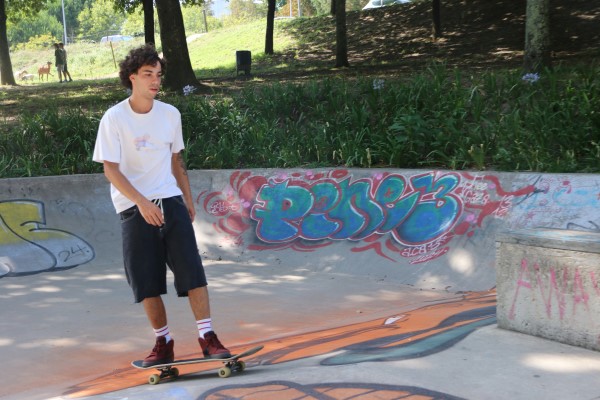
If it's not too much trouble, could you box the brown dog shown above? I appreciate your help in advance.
[38,61,53,81]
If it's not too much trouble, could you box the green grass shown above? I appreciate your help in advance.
[188,19,297,77]
[2,4,599,178]
[2,63,599,177]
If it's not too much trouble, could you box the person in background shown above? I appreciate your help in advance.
[92,44,231,367]
[59,43,73,82]
[53,43,65,83]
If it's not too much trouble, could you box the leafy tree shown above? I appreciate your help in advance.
[1,0,49,85]
[121,4,159,38]
[182,4,222,33]
[155,0,200,91]
[114,0,156,45]
[309,0,330,15]
[46,0,93,42]
[7,10,63,46]
[77,0,126,41]
[229,0,266,22]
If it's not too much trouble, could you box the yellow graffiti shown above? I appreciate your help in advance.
[0,200,94,277]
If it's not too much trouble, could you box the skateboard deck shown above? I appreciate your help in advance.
[132,345,264,384]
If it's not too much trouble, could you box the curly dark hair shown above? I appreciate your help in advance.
[118,44,166,90]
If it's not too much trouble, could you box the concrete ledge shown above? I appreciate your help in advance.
[496,228,600,253]
[496,228,600,351]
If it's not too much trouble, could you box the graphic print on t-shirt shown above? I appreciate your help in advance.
[134,135,152,151]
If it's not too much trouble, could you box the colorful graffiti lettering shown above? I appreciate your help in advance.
[199,170,536,263]
[0,200,95,278]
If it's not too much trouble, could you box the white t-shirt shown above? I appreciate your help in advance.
[93,98,185,213]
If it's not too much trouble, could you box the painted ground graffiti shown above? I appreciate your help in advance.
[199,169,537,263]
[64,291,494,398]
[0,199,95,278]
[199,381,467,400]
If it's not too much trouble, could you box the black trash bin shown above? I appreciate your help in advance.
[236,50,251,76]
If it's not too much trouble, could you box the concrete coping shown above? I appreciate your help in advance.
[496,228,600,254]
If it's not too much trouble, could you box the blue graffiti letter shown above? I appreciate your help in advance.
[252,180,313,242]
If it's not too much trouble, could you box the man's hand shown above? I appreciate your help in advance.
[172,152,196,222]
[137,198,164,226]
[186,202,196,221]
[103,161,164,226]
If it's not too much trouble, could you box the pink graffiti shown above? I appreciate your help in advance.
[509,258,595,320]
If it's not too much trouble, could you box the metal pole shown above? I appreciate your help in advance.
[61,0,68,44]
[298,0,301,16]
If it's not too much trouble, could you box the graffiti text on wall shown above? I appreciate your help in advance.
[200,170,536,263]
[0,200,95,278]
[509,258,600,321]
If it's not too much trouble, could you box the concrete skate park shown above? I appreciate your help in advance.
[2,168,600,400]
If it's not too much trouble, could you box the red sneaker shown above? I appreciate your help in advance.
[142,336,175,367]
[198,331,231,359]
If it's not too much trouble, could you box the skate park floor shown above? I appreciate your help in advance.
[3,257,600,400]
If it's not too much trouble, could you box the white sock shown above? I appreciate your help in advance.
[197,318,213,338]
[154,325,172,343]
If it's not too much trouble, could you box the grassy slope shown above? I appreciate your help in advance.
[8,19,297,82]
[3,0,599,119]
[7,0,600,83]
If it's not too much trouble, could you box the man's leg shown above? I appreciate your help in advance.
[143,295,168,328]
[141,296,175,366]
[188,286,210,320]
[189,286,231,359]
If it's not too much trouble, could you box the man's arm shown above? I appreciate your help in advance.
[103,161,164,226]
[171,152,196,221]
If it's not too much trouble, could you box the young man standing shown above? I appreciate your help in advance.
[93,44,230,367]
[53,43,65,83]
[59,43,73,82]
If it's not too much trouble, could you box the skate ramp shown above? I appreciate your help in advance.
[1,168,599,400]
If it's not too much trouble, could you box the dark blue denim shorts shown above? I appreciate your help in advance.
[119,195,207,303]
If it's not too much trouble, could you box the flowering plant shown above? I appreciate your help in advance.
[521,73,540,84]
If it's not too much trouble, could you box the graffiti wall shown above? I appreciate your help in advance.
[1,170,598,289]
[194,169,600,291]
[0,175,119,278]
[0,199,94,277]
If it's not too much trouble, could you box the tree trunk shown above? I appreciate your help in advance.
[143,0,155,45]
[523,0,551,72]
[432,0,442,40]
[0,0,16,86]
[155,0,201,91]
[334,0,349,68]
[265,0,276,54]
[330,0,336,16]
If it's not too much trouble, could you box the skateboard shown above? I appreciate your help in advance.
[132,345,264,385]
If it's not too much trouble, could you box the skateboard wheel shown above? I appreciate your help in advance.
[148,374,160,385]
[236,360,246,371]
[171,367,179,378]
[218,366,231,378]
